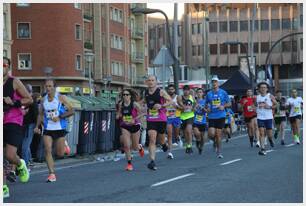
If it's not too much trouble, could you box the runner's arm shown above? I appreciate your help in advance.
[176,95,184,110]
[34,104,44,133]
[134,102,144,120]
[14,78,33,107]
[59,95,74,118]
[270,95,277,109]
[160,89,173,108]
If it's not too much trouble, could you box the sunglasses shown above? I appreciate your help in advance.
[123,93,130,96]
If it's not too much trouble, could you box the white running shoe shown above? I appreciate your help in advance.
[256,141,260,148]
[172,142,178,147]
[177,139,184,148]
[167,152,174,159]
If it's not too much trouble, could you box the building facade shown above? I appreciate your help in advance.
[3,3,13,59]
[183,3,303,95]
[10,3,148,95]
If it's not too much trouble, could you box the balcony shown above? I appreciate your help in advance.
[131,27,144,39]
[131,52,144,63]
[83,13,93,21]
[130,3,145,10]
[84,41,93,50]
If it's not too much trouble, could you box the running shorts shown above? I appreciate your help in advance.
[289,115,302,124]
[121,124,141,134]
[4,123,24,147]
[244,115,257,123]
[167,117,182,128]
[274,116,286,125]
[44,130,68,139]
[257,119,273,129]
[208,118,225,129]
[147,121,167,134]
[181,117,194,130]
[193,123,207,132]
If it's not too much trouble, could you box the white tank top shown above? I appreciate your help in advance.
[256,93,273,120]
[43,92,66,130]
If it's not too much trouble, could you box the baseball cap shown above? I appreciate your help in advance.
[211,75,219,81]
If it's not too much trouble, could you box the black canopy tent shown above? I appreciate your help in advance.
[220,70,252,96]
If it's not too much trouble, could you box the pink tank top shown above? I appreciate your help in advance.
[4,91,23,126]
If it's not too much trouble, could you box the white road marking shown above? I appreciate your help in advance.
[220,158,242,166]
[285,143,295,147]
[266,149,275,153]
[151,173,195,187]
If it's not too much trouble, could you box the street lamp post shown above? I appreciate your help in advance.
[84,52,94,96]
[131,7,180,92]
[224,41,254,91]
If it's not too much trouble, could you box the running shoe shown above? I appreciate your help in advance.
[172,142,178,147]
[138,144,144,157]
[258,149,267,156]
[17,159,30,183]
[177,139,184,148]
[167,152,174,159]
[46,173,57,182]
[294,136,300,145]
[268,138,274,148]
[256,141,260,148]
[125,163,133,171]
[3,185,9,199]
[161,144,168,152]
[147,161,157,171]
[6,171,17,183]
[217,153,224,159]
[281,140,285,145]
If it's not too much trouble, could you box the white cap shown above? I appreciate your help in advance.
[211,75,219,81]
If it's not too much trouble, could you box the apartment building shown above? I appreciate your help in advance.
[10,3,148,95]
[3,3,13,59]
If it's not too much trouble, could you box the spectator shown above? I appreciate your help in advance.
[22,84,39,167]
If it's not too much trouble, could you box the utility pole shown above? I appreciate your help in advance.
[173,3,179,92]
[203,6,210,90]
[250,3,256,91]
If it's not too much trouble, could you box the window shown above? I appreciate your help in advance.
[230,21,238,32]
[17,22,31,39]
[220,44,228,54]
[300,15,303,28]
[110,7,123,23]
[282,19,291,30]
[178,46,181,57]
[292,40,297,51]
[178,25,182,36]
[271,19,280,30]
[3,13,7,38]
[18,53,31,70]
[240,43,248,54]
[75,55,81,70]
[198,45,202,56]
[219,21,228,32]
[192,45,197,56]
[254,20,259,31]
[209,44,217,54]
[111,61,124,76]
[261,42,270,53]
[74,3,81,9]
[209,22,217,33]
[240,20,248,31]
[16,3,30,7]
[192,24,197,34]
[282,41,291,52]
[253,42,259,53]
[198,23,202,34]
[119,10,123,23]
[260,20,269,31]
[75,24,81,40]
[230,44,238,54]
[3,49,7,57]
[111,34,124,50]
[293,18,298,30]
[271,41,281,52]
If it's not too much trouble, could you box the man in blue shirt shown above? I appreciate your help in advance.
[205,76,231,158]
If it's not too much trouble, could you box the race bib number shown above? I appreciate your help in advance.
[212,98,221,108]
[247,106,253,112]
[294,106,300,113]
[195,115,203,122]
[167,108,176,118]
[123,115,133,123]
[46,110,58,119]
[149,109,159,119]
[184,106,192,113]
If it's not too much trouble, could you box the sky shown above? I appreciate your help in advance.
[147,3,185,20]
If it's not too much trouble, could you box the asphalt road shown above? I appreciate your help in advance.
[5,130,303,203]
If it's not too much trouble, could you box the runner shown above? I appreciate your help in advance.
[3,57,32,198]
[256,82,277,155]
[240,89,257,147]
[116,89,144,171]
[274,90,287,145]
[224,107,234,143]
[34,79,74,182]
[166,84,183,159]
[286,89,303,144]
[205,76,231,158]
[193,88,207,154]
[177,85,196,154]
[144,75,172,170]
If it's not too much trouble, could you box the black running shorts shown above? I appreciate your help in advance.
[121,124,141,134]
[4,123,24,148]
[44,130,67,139]
[208,118,225,129]
[147,121,167,134]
